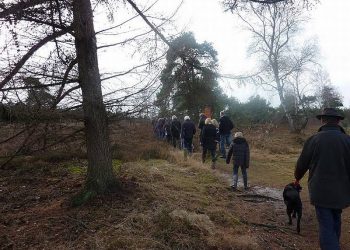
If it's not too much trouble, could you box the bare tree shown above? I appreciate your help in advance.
[0,0,177,197]
[312,69,343,109]
[72,0,116,193]
[223,0,319,11]
[227,1,318,132]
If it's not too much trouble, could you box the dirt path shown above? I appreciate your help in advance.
[214,168,321,249]
[212,164,350,249]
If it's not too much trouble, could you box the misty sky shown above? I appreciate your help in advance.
[150,0,350,107]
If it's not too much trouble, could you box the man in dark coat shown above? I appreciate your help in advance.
[198,113,207,146]
[155,118,165,139]
[163,118,172,144]
[219,110,234,158]
[226,132,250,190]
[295,108,350,250]
[170,115,182,149]
[181,115,196,158]
[201,118,219,169]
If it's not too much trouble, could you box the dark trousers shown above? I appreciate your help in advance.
[315,206,342,250]
[202,147,216,163]
[232,164,247,188]
[183,137,193,153]
[172,136,181,149]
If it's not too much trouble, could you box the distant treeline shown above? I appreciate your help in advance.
[1,96,349,129]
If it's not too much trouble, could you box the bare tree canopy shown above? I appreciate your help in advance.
[0,0,178,198]
[223,0,319,11]
[227,0,319,132]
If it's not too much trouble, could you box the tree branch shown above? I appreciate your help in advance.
[0,28,72,90]
[0,0,48,19]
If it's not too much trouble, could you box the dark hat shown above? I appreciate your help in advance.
[316,108,344,120]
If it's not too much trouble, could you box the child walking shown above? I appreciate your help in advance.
[226,132,250,190]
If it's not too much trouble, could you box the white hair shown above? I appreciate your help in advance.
[184,116,190,121]
[211,119,219,128]
[234,132,243,138]
[172,115,177,120]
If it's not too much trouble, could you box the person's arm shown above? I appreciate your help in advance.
[198,120,203,130]
[215,129,220,142]
[219,118,223,134]
[201,126,206,143]
[226,143,234,164]
[294,137,315,181]
[229,119,234,130]
[176,121,181,133]
[245,142,250,168]
[345,136,350,182]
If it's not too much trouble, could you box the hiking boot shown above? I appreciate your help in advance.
[230,185,237,191]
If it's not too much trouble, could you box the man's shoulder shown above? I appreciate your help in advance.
[220,116,228,122]
[187,121,195,127]
[308,129,350,145]
[300,134,317,148]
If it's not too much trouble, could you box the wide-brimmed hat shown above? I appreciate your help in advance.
[316,108,344,120]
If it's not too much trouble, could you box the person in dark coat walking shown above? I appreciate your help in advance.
[155,118,165,139]
[211,118,220,149]
[219,110,234,158]
[198,113,207,146]
[181,116,196,158]
[163,118,172,144]
[201,118,219,169]
[170,115,182,149]
[294,108,350,250]
[226,132,250,190]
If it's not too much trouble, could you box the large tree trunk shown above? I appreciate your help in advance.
[72,0,116,193]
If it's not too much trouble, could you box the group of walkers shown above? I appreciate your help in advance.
[154,107,350,249]
[153,110,250,190]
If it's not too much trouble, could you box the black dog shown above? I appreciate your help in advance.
[283,183,302,233]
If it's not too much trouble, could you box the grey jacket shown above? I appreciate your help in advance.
[295,124,350,209]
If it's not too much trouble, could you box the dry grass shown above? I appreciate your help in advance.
[107,154,262,249]
[211,124,316,189]
[1,147,258,249]
[2,120,350,249]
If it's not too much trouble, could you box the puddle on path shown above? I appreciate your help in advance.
[216,171,285,209]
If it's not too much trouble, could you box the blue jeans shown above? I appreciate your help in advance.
[232,164,247,188]
[315,206,342,250]
[220,133,232,157]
